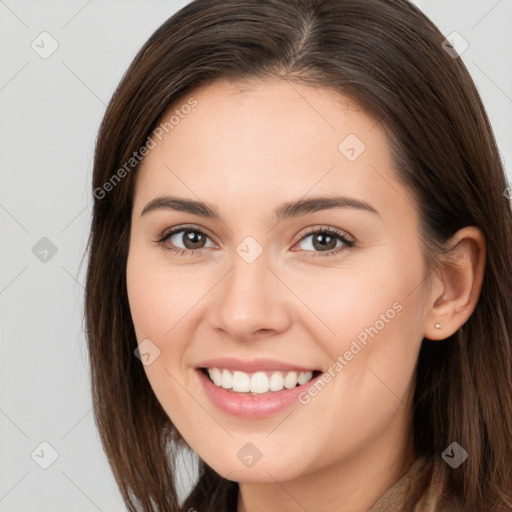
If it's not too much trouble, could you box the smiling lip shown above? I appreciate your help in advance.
[194,358,322,419]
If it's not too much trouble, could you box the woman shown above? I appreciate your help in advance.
[84,0,512,510]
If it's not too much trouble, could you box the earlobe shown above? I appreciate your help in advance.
[423,226,486,341]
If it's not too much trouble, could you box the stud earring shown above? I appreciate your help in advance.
[435,322,441,329]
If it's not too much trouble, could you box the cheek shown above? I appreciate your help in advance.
[289,251,424,418]
[126,244,205,343]
[126,248,199,421]
[286,251,418,355]
[126,246,214,409]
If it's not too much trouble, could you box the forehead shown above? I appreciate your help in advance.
[134,77,416,226]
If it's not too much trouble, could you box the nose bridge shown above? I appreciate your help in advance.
[211,242,290,338]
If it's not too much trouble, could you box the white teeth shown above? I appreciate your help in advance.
[209,367,222,386]
[284,371,298,389]
[232,371,250,392]
[298,371,313,385]
[250,372,269,393]
[206,368,315,394]
[221,369,232,389]
[269,371,284,391]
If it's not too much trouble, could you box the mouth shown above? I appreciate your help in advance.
[199,367,323,396]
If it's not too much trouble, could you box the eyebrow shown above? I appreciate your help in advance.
[140,194,380,222]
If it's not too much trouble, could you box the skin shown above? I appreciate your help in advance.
[126,77,485,512]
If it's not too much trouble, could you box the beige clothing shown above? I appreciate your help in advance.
[369,457,459,511]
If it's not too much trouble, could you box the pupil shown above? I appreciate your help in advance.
[314,233,336,251]
[185,230,204,249]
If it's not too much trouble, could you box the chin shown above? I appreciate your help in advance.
[199,447,311,484]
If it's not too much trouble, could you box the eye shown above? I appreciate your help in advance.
[292,225,355,257]
[156,224,215,257]
[155,224,355,257]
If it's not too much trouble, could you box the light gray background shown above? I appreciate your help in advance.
[1,1,511,510]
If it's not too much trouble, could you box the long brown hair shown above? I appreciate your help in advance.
[84,0,512,510]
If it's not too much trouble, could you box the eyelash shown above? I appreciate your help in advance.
[155,224,355,258]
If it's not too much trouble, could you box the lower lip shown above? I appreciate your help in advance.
[195,369,321,419]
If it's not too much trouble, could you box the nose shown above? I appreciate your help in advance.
[208,248,292,342]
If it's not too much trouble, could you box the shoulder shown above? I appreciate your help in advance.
[369,456,463,512]
[414,456,462,512]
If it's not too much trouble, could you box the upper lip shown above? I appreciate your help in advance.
[195,357,320,373]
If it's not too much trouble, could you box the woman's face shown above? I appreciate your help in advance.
[126,78,430,483]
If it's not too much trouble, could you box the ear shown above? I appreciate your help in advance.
[423,226,486,341]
